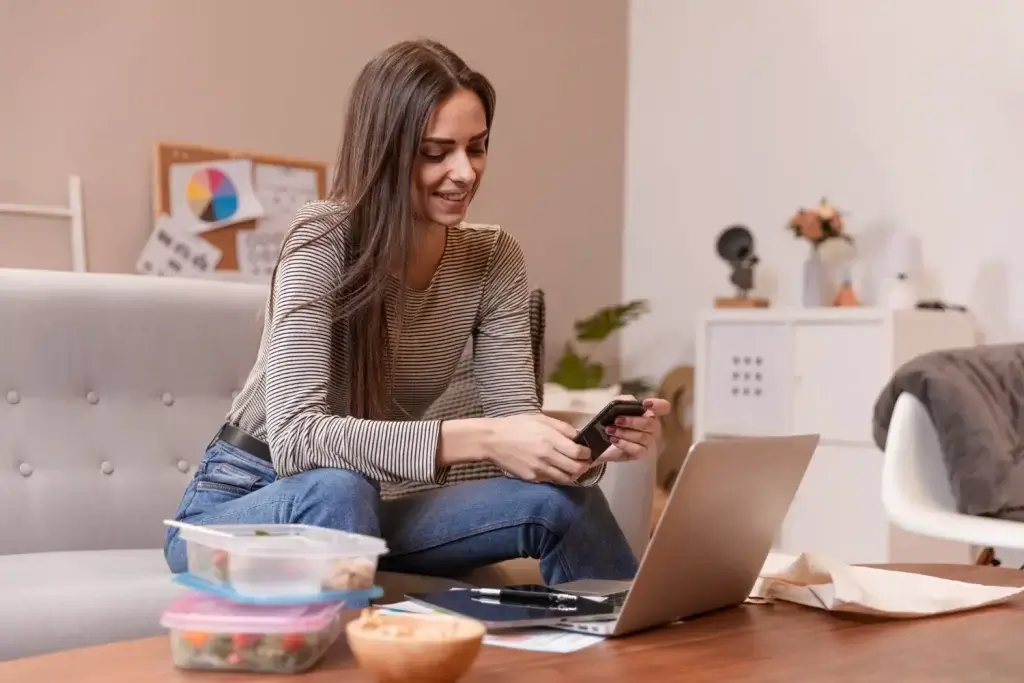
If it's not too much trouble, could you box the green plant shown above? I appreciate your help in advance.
[548,299,652,393]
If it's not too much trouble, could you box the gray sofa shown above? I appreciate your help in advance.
[0,267,652,661]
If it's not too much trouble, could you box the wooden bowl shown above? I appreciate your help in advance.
[345,608,486,683]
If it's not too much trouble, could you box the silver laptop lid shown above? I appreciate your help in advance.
[614,434,819,634]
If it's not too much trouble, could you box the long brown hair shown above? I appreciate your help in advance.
[273,39,496,420]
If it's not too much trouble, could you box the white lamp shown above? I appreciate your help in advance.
[885,231,922,310]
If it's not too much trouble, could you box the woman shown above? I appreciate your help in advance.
[164,38,670,585]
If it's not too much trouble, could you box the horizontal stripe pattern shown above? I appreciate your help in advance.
[226,200,561,488]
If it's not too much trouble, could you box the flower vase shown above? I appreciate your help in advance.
[802,245,829,306]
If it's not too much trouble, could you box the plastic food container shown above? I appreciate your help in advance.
[161,591,349,673]
[172,522,389,598]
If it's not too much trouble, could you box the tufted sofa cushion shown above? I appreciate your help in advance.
[0,269,267,555]
[0,268,274,659]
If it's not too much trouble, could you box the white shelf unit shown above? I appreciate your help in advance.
[695,307,978,565]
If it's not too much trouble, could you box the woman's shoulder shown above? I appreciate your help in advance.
[280,200,349,255]
[449,222,524,267]
[289,199,348,235]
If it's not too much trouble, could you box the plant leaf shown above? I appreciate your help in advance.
[620,377,655,397]
[574,300,650,342]
[548,343,604,390]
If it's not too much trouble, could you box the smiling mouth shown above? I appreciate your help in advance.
[434,191,468,202]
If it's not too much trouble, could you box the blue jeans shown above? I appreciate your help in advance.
[164,440,639,585]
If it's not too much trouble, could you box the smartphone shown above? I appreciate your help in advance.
[572,399,647,460]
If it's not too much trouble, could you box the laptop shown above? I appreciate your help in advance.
[548,433,820,637]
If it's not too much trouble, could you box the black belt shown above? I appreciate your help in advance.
[212,423,272,464]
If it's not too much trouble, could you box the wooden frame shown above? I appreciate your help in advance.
[0,176,87,272]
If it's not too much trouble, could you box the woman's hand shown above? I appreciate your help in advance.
[594,396,671,464]
[481,414,592,484]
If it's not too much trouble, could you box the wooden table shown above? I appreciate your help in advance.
[4,564,1024,682]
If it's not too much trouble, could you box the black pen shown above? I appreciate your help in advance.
[469,587,579,604]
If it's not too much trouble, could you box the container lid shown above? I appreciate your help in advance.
[160,591,345,633]
[172,572,384,606]
[166,522,389,558]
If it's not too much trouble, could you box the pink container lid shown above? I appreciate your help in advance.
[161,591,345,634]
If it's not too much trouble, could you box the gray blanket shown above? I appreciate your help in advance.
[872,343,1024,521]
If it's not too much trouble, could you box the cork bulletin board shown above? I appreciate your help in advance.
[152,141,329,272]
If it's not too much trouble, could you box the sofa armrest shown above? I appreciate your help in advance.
[598,458,655,559]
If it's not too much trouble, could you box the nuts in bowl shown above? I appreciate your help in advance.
[345,609,486,683]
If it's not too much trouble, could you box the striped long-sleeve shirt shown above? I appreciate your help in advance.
[227,200,601,488]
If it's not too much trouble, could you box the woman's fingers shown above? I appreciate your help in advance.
[606,425,653,449]
[612,414,657,432]
[641,397,672,417]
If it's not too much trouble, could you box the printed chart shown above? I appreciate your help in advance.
[168,158,265,233]
[186,168,239,223]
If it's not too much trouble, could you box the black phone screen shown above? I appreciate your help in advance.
[572,399,647,458]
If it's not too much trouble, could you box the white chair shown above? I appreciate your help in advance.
[881,392,1024,551]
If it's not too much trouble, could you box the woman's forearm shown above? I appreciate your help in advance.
[438,418,496,467]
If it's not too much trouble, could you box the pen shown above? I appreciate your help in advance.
[473,596,578,611]
[469,587,580,604]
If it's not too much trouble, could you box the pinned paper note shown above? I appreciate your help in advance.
[236,229,285,282]
[253,164,319,233]
[169,159,265,233]
[136,214,223,277]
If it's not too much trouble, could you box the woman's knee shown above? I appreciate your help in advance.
[278,468,381,535]
[520,483,615,536]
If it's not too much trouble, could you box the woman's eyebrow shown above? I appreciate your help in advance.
[422,130,489,145]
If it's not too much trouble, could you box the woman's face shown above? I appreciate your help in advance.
[413,88,489,227]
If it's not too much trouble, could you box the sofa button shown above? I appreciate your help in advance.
[18,462,32,477]
[177,460,190,473]
[6,390,20,405]
[86,391,99,405]
[161,392,174,406]
[100,461,114,475]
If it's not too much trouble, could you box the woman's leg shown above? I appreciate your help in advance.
[163,440,380,573]
[378,478,638,585]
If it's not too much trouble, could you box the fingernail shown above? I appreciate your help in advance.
[615,417,626,426]
[606,426,617,435]
[610,436,620,443]
[643,399,654,408]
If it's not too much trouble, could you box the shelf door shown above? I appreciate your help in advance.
[792,321,887,445]
[702,322,792,437]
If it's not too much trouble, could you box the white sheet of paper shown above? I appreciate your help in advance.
[168,158,264,233]
[757,553,1024,618]
[376,601,604,653]
[136,214,223,278]
[235,229,286,282]
[253,163,319,233]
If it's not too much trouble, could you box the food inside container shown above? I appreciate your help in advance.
[161,591,349,673]
[168,522,388,598]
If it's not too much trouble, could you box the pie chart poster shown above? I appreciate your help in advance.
[168,158,265,233]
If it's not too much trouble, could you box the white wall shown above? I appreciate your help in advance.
[624,0,1024,381]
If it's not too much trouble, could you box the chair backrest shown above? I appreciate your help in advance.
[0,268,267,554]
[881,392,959,520]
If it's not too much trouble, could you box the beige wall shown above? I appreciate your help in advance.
[0,0,627,373]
